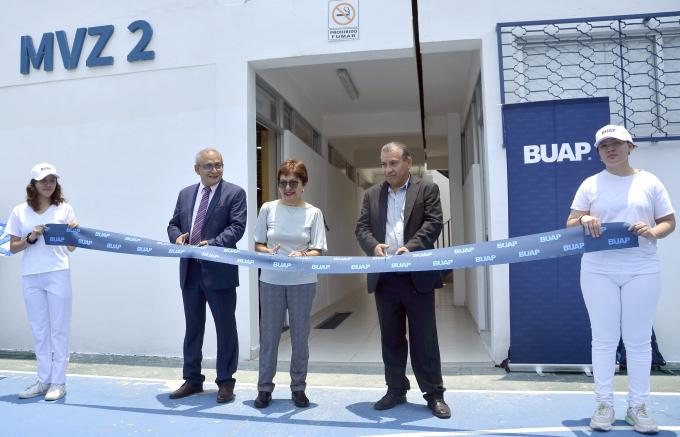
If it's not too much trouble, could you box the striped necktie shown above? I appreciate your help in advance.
[190,186,211,245]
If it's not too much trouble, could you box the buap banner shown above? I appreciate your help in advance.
[503,97,610,365]
[38,222,636,274]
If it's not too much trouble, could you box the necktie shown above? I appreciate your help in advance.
[190,187,211,245]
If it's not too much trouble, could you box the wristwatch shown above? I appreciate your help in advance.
[26,232,38,244]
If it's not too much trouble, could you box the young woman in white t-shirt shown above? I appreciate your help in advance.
[567,125,675,434]
[6,163,78,402]
[252,159,327,409]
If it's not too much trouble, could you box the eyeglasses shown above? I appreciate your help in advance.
[200,163,224,171]
[278,180,300,189]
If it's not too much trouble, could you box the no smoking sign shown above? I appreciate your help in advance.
[328,0,359,41]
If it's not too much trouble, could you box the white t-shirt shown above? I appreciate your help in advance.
[254,200,327,285]
[5,202,77,276]
[571,170,674,274]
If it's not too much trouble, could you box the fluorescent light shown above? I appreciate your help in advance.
[336,68,359,100]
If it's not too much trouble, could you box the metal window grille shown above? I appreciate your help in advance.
[497,12,680,142]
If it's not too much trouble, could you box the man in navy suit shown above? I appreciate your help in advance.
[355,142,450,419]
[167,148,246,403]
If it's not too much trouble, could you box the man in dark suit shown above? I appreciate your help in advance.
[355,142,450,419]
[167,148,246,403]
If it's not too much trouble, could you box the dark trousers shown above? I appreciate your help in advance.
[374,273,445,400]
[182,261,238,388]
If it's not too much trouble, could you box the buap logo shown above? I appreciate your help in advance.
[523,142,591,164]
[539,234,561,243]
[433,259,454,267]
[351,264,370,270]
[563,242,584,252]
[412,252,433,258]
[391,262,411,269]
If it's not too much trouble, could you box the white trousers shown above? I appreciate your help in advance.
[580,269,660,408]
[22,269,72,385]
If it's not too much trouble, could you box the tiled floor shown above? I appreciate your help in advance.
[277,283,492,364]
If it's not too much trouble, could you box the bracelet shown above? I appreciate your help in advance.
[579,215,587,225]
[26,232,38,244]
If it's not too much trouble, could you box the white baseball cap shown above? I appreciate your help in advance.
[30,162,60,181]
[595,124,635,148]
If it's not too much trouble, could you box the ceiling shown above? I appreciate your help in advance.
[259,49,478,167]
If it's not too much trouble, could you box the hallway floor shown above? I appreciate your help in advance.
[277,283,492,364]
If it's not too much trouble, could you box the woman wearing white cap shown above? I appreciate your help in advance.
[567,125,675,433]
[5,163,78,401]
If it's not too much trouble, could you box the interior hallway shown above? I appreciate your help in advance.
[276,282,492,364]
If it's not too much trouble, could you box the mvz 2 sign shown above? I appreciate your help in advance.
[20,20,155,75]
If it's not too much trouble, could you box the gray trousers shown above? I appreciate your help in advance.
[258,281,316,392]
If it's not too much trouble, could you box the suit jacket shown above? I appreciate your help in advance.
[355,175,443,293]
[167,179,247,290]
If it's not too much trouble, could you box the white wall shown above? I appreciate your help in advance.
[0,66,220,356]
[463,165,487,332]
[630,143,680,361]
[282,131,365,314]
[446,113,466,306]
[0,0,248,359]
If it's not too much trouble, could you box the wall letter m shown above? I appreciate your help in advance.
[20,33,54,75]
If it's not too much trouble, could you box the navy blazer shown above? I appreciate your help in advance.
[355,175,443,294]
[167,180,247,290]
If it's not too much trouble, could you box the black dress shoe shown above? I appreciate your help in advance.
[427,398,451,419]
[254,391,272,408]
[373,392,407,410]
[216,385,234,403]
[292,390,309,408]
[169,382,203,399]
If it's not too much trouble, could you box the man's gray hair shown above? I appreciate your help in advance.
[195,147,222,164]
[381,142,412,160]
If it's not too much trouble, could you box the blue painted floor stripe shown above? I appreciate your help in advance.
[1,371,679,436]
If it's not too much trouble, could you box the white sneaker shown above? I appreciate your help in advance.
[18,381,49,399]
[590,402,615,431]
[44,384,66,401]
[626,404,658,434]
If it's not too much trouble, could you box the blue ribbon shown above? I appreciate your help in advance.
[41,223,638,274]
[0,222,11,257]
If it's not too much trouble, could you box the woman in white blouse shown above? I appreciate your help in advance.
[567,125,675,434]
[253,159,327,409]
[6,163,78,401]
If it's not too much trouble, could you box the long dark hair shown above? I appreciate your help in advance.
[26,180,66,211]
